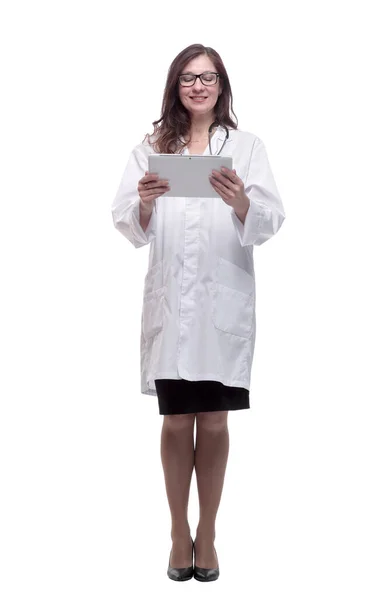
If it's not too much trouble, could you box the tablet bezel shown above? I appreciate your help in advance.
[148,154,233,198]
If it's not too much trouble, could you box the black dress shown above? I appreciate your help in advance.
[155,378,250,415]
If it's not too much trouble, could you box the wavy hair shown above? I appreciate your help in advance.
[143,44,238,154]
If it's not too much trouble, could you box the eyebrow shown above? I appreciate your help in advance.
[181,70,213,75]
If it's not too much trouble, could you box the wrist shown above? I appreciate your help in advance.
[139,200,153,232]
[234,195,250,223]
[139,198,153,214]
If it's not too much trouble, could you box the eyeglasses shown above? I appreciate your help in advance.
[178,71,220,87]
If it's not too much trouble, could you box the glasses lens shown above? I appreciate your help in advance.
[179,73,218,86]
[201,73,217,85]
[179,75,195,86]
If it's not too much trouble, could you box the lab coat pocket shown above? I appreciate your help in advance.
[212,257,255,339]
[142,286,165,340]
[143,259,164,296]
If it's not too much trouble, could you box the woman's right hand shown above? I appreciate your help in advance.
[138,171,170,207]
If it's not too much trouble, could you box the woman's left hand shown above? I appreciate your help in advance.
[209,167,248,209]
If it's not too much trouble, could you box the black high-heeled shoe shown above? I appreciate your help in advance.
[193,538,220,582]
[167,537,194,581]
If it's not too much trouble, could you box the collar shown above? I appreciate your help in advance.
[216,124,233,144]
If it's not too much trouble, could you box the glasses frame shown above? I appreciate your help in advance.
[178,71,221,87]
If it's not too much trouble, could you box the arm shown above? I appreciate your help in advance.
[231,137,286,246]
[111,147,157,248]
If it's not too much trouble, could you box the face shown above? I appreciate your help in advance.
[178,54,222,120]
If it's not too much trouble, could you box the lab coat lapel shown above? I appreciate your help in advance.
[214,125,233,154]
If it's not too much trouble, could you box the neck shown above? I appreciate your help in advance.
[189,114,217,137]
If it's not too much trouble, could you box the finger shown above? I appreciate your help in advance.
[220,167,237,182]
[210,174,230,192]
[143,185,169,197]
[142,172,159,183]
[212,169,232,184]
[145,180,169,190]
[143,183,162,193]
[210,179,226,197]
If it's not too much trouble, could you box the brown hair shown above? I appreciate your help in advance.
[143,44,239,154]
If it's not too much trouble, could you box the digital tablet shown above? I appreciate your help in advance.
[148,154,233,198]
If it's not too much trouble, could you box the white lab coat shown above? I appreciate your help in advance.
[111,125,285,397]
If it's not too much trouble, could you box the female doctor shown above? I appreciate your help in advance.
[111,44,285,582]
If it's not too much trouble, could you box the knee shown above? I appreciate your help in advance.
[163,413,196,431]
[196,411,228,432]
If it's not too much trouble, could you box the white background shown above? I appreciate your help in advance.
[1,0,390,598]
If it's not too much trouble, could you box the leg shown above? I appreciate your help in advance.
[194,410,229,568]
[160,413,196,567]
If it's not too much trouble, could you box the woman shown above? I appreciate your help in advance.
[111,44,285,582]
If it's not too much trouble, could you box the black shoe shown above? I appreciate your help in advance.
[193,538,220,582]
[167,537,194,581]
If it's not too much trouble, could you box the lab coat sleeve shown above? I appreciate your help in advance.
[111,147,157,248]
[231,137,285,247]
